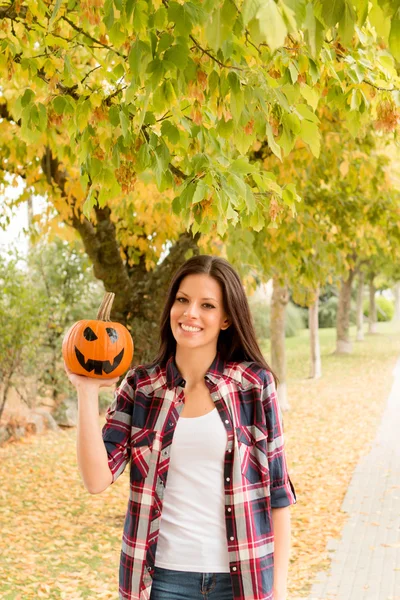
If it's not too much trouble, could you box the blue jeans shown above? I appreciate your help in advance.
[150,566,234,600]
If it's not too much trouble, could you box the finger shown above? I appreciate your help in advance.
[63,361,72,375]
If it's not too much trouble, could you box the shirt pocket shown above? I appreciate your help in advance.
[236,424,270,484]
[130,426,156,481]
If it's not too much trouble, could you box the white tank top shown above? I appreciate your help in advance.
[154,408,230,572]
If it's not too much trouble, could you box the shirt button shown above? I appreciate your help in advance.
[227,507,232,512]
[224,419,229,424]
[230,536,234,541]
[232,566,237,572]
[227,449,232,453]
[226,477,230,482]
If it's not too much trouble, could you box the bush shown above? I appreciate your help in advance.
[363,296,394,322]
[318,296,338,328]
[249,298,306,341]
[318,295,357,328]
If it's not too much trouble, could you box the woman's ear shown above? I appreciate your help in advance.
[221,317,231,331]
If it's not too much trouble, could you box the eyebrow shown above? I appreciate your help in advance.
[177,291,219,303]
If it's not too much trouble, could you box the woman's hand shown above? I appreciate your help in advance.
[64,362,119,391]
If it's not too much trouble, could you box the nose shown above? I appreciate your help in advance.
[183,302,199,319]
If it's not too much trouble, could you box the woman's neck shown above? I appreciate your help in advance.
[175,346,217,386]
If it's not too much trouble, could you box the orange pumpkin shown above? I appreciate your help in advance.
[62,292,134,378]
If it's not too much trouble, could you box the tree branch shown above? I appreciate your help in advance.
[61,15,126,58]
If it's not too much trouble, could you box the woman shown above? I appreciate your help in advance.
[65,255,296,600]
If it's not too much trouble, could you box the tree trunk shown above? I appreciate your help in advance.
[0,380,12,422]
[393,282,400,321]
[309,287,321,379]
[368,275,377,334]
[270,278,290,410]
[356,271,365,341]
[335,270,354,354]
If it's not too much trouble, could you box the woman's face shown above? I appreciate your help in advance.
[170,274,230,352]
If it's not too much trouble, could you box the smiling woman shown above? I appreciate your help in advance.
[62,292,134,378]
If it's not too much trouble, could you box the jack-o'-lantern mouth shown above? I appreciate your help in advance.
[75,347,124,375]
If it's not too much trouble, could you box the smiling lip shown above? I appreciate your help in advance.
[179,323,203,333]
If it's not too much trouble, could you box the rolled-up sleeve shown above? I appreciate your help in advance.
[102,370,136,484]
[262,370,297,508]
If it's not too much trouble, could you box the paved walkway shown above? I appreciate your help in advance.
[307,359,400,600]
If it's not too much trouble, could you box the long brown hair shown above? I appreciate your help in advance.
[151,255,276,382]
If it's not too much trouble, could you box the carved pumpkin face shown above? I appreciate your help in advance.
[62,293,134,379]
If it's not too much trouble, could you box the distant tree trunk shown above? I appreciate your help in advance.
[309,286,321,379]
[27,196,34,253]
[335,270,354,354]
[394,282,400,321]
[368,275,377,334]
[270,278,290,410]
[356,271,365,341]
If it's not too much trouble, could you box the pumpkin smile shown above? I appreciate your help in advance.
[75,346,125,375]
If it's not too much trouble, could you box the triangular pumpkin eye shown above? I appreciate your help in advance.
[106,327,118,343]
[84,327,98,341]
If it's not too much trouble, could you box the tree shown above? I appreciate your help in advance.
[0,252,43,420]
[2,0,400,365]
[28,237,104,405]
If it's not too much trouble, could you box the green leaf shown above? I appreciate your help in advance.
[207,6,222,50]
[53,96,67,115]
[133,0,148,33]
[304,3,324,58]
[21,89,35,107]
[168,2,194,36]
[146,59,164,89]
[256,0,288,51]
[137,143,151,171]
[300,120,320,157]
[354,0,368,25]
[161,120,180,144]
[242,0,263,26]
[49,0,63,26]
[289,61,299,84]
[338,0,356,46]
[172,196,181,215]
[192,179,207,204]
[230,157,255,175]
[266,122,282,160]
[369,3,391,40]
[119,110,130,138]
[108,23,126,46]
[37,103,47,132]
[314,0,345,27]
[389,8,400,62]
[154,6,168,28]
[83,188,97,220]
[296,104,320,123]
[103,1,114,29]
[299,83,319,110]
[164,44,189,70]
[216,117,234,139]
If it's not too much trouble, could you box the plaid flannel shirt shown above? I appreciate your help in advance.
[102,353,296,600]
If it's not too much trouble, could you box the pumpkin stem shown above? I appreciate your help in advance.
[97,292,115,321]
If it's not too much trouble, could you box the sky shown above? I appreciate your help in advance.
[0,179,45,256]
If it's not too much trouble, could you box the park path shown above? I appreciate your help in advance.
[307,358,400,600]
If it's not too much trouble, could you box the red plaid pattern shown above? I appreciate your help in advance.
[102,354,296,600]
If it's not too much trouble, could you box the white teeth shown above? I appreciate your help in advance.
[181,324,202,332]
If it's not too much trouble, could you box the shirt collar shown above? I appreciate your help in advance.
[166,353,225,389]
